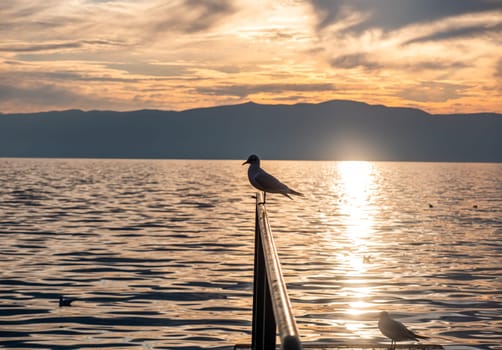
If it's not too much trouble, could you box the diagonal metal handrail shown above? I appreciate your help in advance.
[240,192,445,350]
[252,192,302,350]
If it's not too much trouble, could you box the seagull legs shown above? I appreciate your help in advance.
[257,192,267,205]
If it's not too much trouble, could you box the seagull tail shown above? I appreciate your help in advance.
[288,189,304,197]
[282,193,293,200]
[415,334,429,340]
[411,330,429,340]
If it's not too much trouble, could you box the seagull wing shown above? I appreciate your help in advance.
[396,320,418,340]
[385,318,420,341]
[253,170,290,194]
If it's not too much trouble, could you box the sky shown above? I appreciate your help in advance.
[0,0,501,114]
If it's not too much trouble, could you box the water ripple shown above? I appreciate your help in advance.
[0,159,500,349]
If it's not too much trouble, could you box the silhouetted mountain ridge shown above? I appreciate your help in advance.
[1,100,501,161]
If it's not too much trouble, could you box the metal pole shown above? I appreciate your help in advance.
[252,192,301,350]
[252,192,277,350]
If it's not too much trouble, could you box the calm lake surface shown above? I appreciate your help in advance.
[0,158,500,350]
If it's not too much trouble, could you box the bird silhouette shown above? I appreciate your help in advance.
[242,154,303,203]
[59,295,76,307]
[378,311,428,349]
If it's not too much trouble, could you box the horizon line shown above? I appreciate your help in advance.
[1,99,501,117]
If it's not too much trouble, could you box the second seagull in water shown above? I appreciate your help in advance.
[242,154,303,203]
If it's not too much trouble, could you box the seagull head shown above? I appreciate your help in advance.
[242,154,260,166]
[379,311,389,319]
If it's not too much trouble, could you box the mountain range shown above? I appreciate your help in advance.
[1,100,501,161]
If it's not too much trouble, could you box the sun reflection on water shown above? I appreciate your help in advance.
[337,161,375,239]
[334,161,378,338]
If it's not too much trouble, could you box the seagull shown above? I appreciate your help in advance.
[378,311,428,348]
[59,295,76,307]
[242,154,303,203]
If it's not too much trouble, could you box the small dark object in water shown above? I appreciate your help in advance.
[363,255,372,263]
[473,205,478,209]
[428,204,434,208]
[59,295,76,307]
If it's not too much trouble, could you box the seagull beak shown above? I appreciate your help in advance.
[242,160,249,165]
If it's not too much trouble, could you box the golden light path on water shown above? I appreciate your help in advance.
[332,161,378,339]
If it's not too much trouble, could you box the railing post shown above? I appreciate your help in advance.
[251,192,302,350]
[252,193,276,350]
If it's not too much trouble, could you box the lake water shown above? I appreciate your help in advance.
[0,158,500,350]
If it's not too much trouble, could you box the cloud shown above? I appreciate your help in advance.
[0,81,144,112]
[0,1,82,33]
[0,1,59,18]
[43,71,140,83]
[404,22,502,45]
[147,0,236,34]
[330,53,469,71]
[496,59,502,78]
[495,59,502,91]
[0,40,125,53]
[410,60,469,71]
[310,1,500,88]
[0,1,237,51]
[399,81,467,103]
[330,53,381,70]
[106,63,191,77]
[195,83,336,98]
[0,83,97,108]
[1,66,190,85]
[308,0,502,33]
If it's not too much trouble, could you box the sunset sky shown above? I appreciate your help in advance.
[1,0,501,114]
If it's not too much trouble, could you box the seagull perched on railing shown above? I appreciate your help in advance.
[378,311,428,348]
[242,154,303,203]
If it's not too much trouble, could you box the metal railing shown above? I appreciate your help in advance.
[235,192,444,350]
[251,192,302,350]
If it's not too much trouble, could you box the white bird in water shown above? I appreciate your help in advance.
[242,154,303,203]
[378,311,428,348]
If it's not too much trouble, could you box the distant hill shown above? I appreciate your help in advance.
[1,100,501,161]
